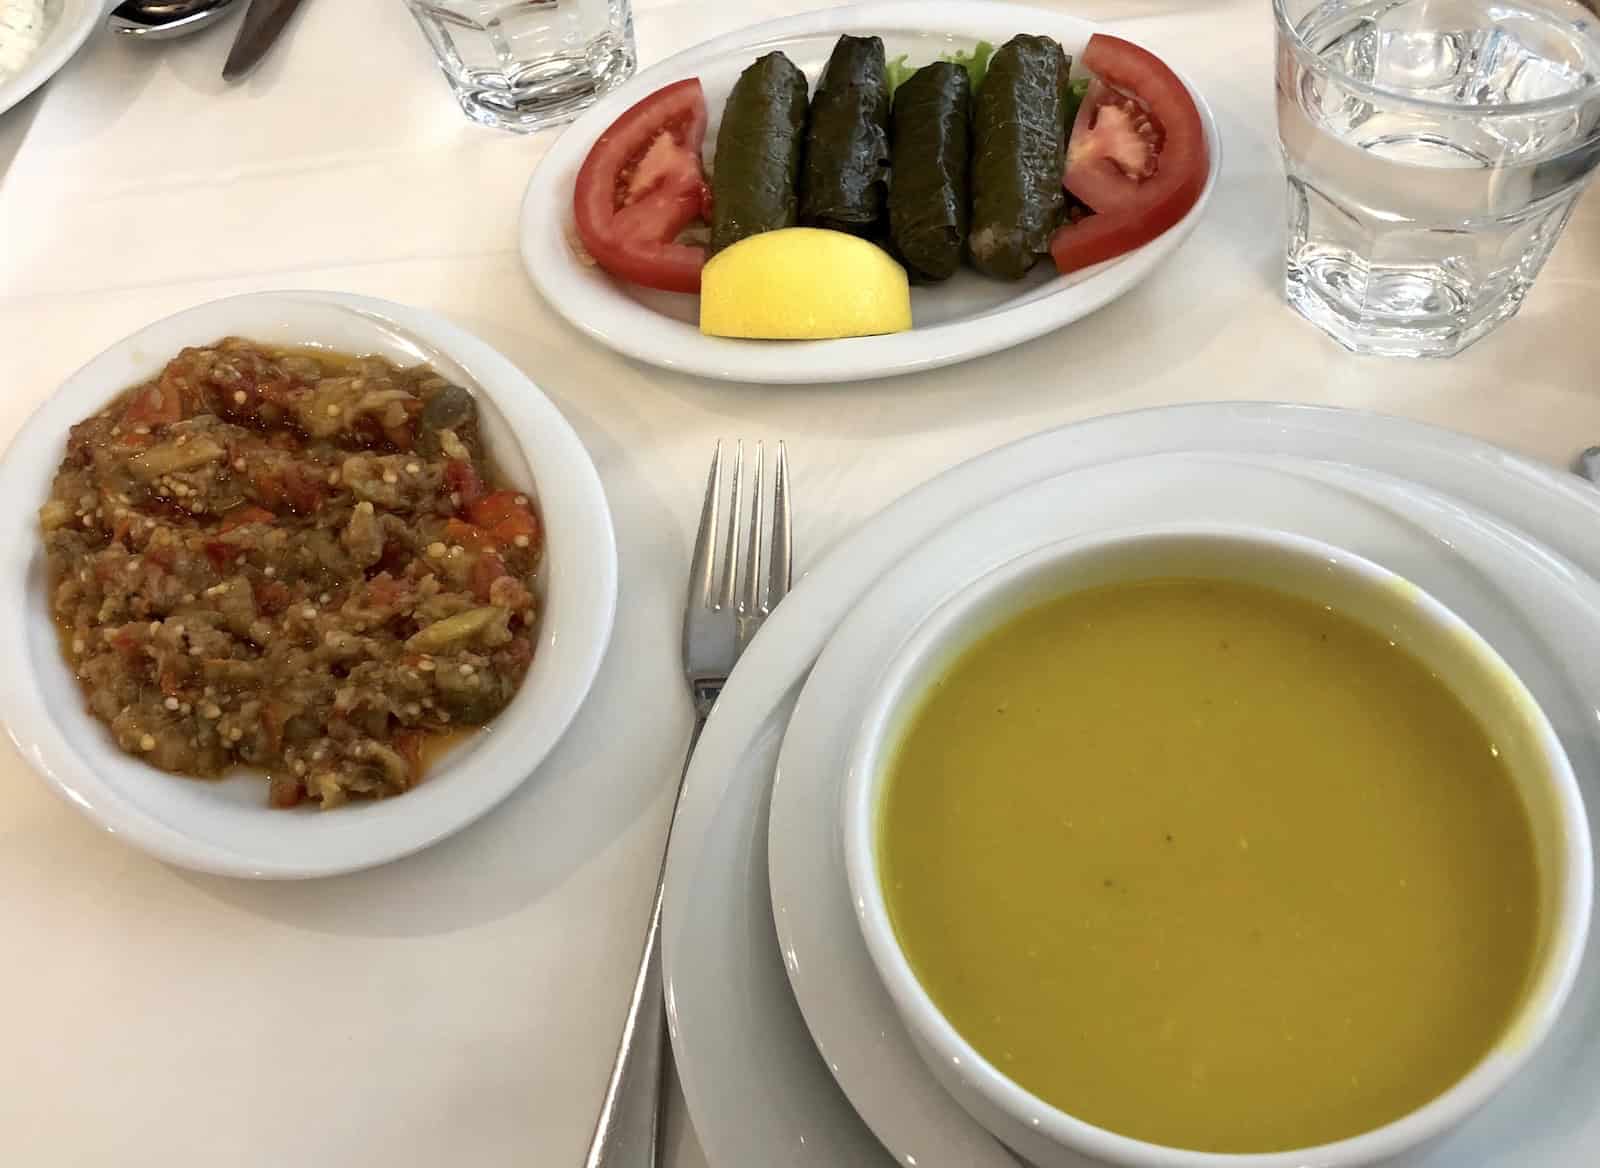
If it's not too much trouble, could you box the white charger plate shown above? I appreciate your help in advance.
[0,0,102,118]
[769,450,1600,1168]
[658,403,1600,1168]
[519,1,1220,385]
[0,291,618,878]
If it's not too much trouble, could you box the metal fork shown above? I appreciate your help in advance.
[584,441,792,1168]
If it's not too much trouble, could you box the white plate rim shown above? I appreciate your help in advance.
[518,0,1222,385]
[660,402,1600,1168]
[0,290,619,879]
[0,0,103,119]
[770,450,1600,1168]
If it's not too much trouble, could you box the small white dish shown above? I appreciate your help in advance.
[655,402,1600,1168]
[519,0,1220,385]
[841,524,1591,1168]
[0,0,102,119]
[0,290,618,879]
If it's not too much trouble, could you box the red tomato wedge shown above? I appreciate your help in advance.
[1050,35,1209,276]
[573,78,712,294]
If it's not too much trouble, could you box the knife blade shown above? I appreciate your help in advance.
[222,0,308,82]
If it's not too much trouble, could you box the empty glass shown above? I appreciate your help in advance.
[405,0,636,133]
[1275,0,1600,357]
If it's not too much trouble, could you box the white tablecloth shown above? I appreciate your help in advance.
[1,2,1597,1165]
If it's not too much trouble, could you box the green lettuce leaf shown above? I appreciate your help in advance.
[885,40,996,94]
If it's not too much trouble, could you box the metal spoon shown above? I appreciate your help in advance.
[109,0,240,39]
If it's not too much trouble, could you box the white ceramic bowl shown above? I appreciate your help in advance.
[843,524,1593,1168]
[0,291,618,879]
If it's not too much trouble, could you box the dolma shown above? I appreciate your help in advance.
[968,35,1071,280]
[799,35,892,237]
[888,62,972,282]
[711,52,810,255]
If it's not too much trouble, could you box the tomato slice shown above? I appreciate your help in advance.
[573,78,711,294]
[1051,35,1208,276]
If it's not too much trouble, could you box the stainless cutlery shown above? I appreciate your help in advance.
[222,0,307,82]
[108,0,238,39]
[585,441,792,1168]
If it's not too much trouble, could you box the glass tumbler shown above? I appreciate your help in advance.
[405,0,636,133]
[1275,0,1600,357]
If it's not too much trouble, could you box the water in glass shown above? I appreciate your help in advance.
[1276,0,1600,356]
[406,0,635,132]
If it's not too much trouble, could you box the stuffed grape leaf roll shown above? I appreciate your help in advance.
[710,52,810,255]
[800,35,892,237]
[888,61,972,282]
[968,35,1071,280]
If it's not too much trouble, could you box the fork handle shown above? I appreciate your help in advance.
[583,713,711,1168]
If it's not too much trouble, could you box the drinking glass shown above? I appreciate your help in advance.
[1275,0,1600,357]
[405,0,636,133]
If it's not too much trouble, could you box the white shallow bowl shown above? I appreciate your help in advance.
[0,291,618,879]
[520,0,1221,384]
[0,0,102,118]
[842,525,1593,1168]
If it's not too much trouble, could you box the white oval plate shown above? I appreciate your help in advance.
[519,0,1220,385]
[770,450,1600,1168]
[0,291,618,879]
[0,0,102,119]
[659,404,1600,1168]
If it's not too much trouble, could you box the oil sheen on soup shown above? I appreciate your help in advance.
[877,577,1541,1152]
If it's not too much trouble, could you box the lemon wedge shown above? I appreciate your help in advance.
[700,227,913,340]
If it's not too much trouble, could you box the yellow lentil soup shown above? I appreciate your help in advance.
[878,577,1541,1153]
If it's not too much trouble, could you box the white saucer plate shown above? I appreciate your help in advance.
[659,403,1600,1168]
[0,291,618,878]
[520,0,1220,385]
[770,450,1600,1167]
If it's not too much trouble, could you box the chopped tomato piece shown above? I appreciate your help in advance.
[256,580,292,615]
[467,491,541,547]
[203,541,233,572]
[467,491,525,528]
[268,774,305,809]
[445,460,485,508]
[393,732,425,782]
[443,519,490,549]
[490,512,540,548]
[261,701,290,753]
[1052,35,1209,276]
[365,573,409,609]
[121,382,181,429]
[470,550,511,603]
[573,78,711,294]
[280,466,324,515]
[219,505,275,533]
[376,538,412,577]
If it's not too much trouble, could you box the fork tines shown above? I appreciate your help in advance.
[688,440,792,632]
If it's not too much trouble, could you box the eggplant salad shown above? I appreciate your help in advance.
[571,32,1209,339]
